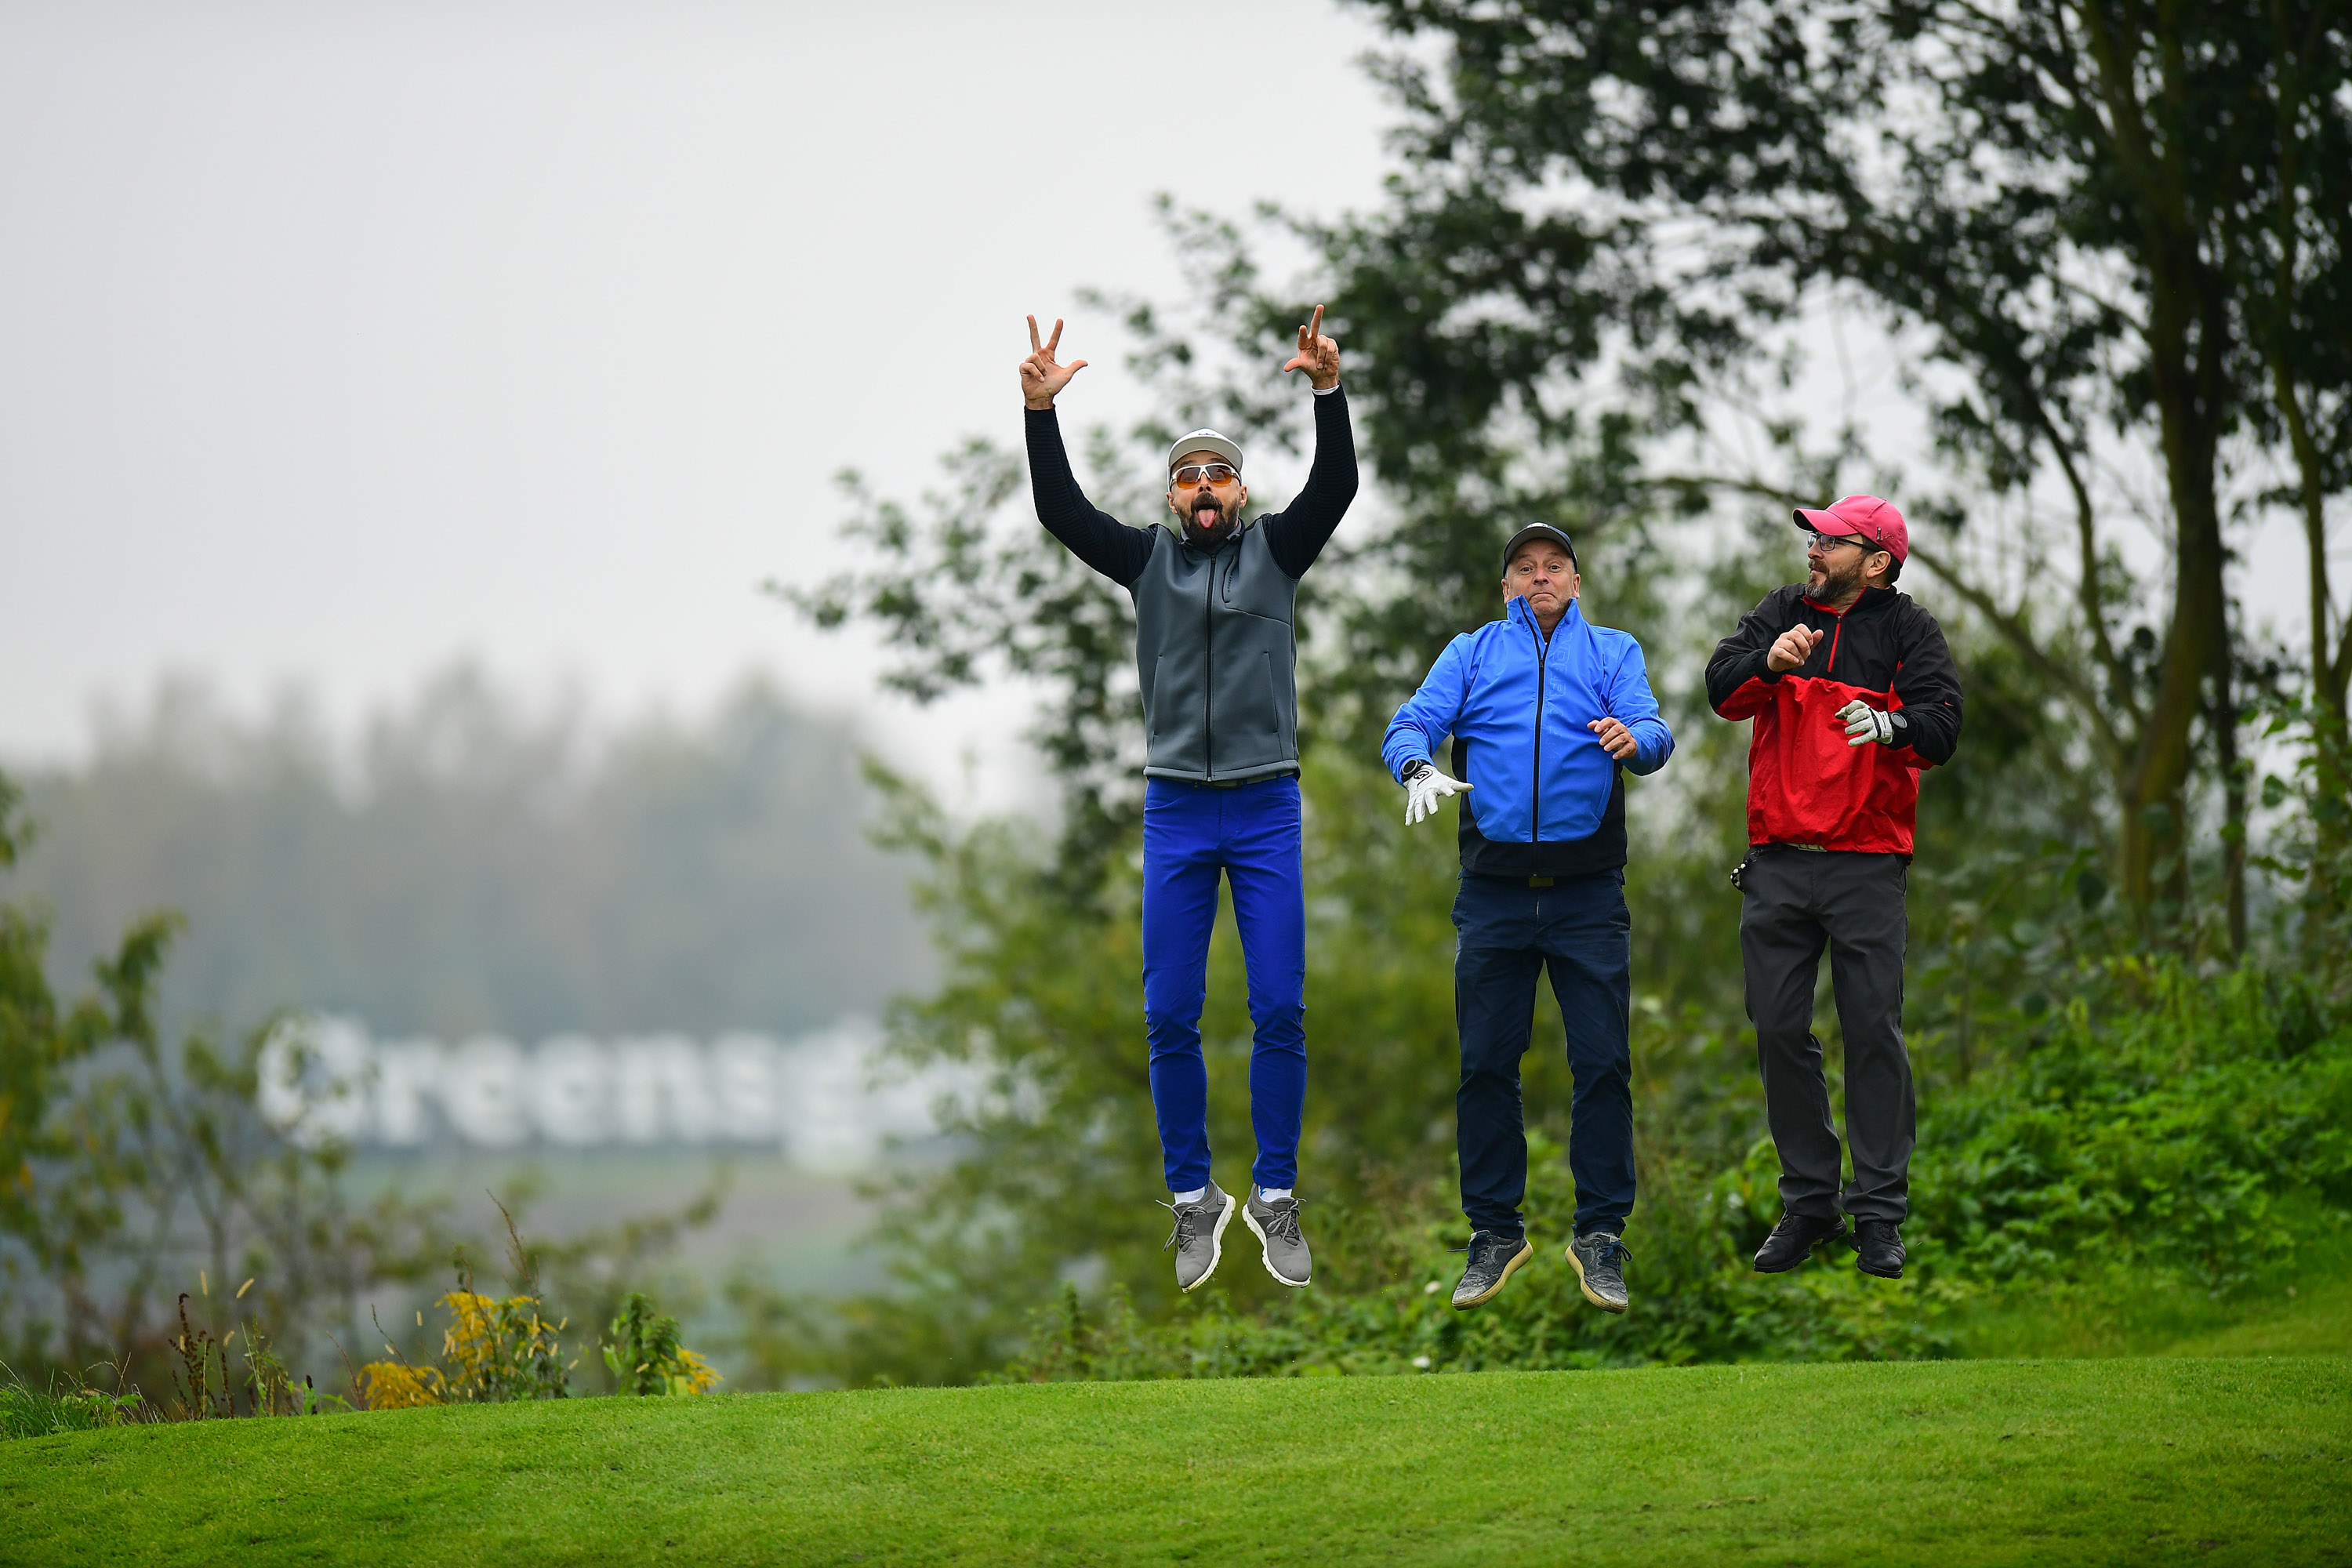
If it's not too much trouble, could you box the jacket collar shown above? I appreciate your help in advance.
[1507,595,1584,639]
[1799,585,1898,618]
[1166,513,1258,551]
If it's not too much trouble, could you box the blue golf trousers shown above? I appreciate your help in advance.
[1142,775,1307,1194]
[1453,870,1635,1240]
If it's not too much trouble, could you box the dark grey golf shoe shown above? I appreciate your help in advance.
[1163,1181,1236,1293]
[1244,1188,1312,1287]
[1450,1231,1534,1309]
[1566,1232,1632,1313]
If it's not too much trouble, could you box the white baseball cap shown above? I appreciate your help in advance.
[1166,429,1243,478]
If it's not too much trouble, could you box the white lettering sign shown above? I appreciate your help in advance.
[260,1016,935,1167]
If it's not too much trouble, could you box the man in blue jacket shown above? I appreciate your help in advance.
[1383,524,1673,1313]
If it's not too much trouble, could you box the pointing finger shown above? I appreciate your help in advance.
[1308,304,1324,343]
[1028,315,1043,354]
[1046,318,1065,355]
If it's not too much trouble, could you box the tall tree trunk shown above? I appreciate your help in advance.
[2119,277,2230,924]
[2212,654,2249,957]
[2258,0,2347,964]
[2272,358,2349,956]
[2080,0,2235,926]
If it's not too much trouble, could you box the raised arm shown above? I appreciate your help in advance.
[1261,307,1359,579]
[1021,315,1154,587]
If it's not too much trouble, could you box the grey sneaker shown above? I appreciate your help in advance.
[1450,1231,1534,1309]
[1566,1232,1632,1313]
[1243,1188,1312,1287]
[1162,1181,1236,1293]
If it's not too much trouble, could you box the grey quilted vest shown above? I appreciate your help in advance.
[1133,522,1299,783]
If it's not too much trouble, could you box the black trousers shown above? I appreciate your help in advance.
[1453,871,1635,1240]
[1738,847,1915,1225]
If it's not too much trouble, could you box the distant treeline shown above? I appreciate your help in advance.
[11,667,924,1040]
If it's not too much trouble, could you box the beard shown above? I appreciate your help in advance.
[1809,554,1864,600]
[1181,493,1237,547]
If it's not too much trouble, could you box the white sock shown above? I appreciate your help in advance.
[1257,1186,1293,1204]
[1172,1186,1207,1207]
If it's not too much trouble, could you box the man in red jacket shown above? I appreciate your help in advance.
[1705,495,1962,1280]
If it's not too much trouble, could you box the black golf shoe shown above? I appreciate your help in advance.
[1853,1219,1906,1279]
[1753,1210,1846,1273]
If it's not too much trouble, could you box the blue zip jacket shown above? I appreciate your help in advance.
[1384,597,1672,875]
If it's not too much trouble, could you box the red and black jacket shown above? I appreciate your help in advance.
[1706,586,1962,855]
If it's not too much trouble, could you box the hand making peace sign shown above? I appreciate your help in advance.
[1282,304,1341,390]
[1020,315,1088,411]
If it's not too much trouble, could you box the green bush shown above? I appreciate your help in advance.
[603,1292,720,1396]
[0,1370,143,1438]
[992,1139,1964,1384]
[1921,959,2352,1292]
[990,959,2350,1381]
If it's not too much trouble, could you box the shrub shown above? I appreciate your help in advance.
[603,1292,721,1396]
[356,1360,445,1411]
[989,959,2350,1382]
[0,1365,144,1437]
[1922,958,2352,1292]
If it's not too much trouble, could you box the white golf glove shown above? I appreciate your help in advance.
[1401,760,1472,826]
[1837,699,1897,747]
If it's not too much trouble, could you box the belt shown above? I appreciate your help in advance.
[1467,871,1616,889]
[1200,768,1299,790]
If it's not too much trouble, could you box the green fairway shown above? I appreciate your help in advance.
[5,1358,2348,1566]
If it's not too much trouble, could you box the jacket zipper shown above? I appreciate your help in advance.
[1799,594,1849,677]
[1526,601,1549,840]
[1202,548,1215,779]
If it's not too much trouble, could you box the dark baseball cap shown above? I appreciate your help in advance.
[1501,523,1578,572]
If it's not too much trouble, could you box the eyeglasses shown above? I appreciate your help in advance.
[1171,463,1239,488]
[1806,530,1868,553]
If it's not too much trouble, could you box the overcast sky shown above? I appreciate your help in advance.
[5,1,2332,807]
[0,0,1396,797]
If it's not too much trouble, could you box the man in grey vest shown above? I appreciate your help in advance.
[1020,310,1357,1293]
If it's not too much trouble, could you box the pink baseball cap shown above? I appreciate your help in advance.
[1794,495,1907,563]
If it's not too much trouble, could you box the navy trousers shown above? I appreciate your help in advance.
[1141,775,1307,1193]
[1453,870,1635,1240]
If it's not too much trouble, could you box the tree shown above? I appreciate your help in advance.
[1327,0,2352,938]
[0,774,444,1391]
[2227,3,2352,956]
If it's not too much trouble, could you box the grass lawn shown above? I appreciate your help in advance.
[5,1356,2347,1567]
[1955,1225,2352,1363]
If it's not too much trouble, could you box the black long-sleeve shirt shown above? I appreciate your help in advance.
[1023,386,1359,584]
